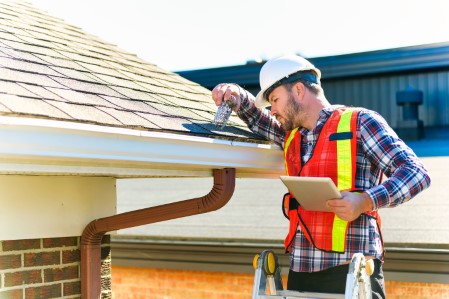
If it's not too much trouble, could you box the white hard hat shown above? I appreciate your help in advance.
[254,55,321,108]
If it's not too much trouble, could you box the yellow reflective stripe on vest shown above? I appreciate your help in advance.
[332,109,355,252]
[332,216,347,252]
[284,128,298,175]
[336,109,354,190]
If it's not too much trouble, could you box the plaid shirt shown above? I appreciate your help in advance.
[236,88,431,272]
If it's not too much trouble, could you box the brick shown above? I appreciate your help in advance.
[43,237,78,248]
[44,265,79,282]
[0,254,21,270]
[5,269,42,287]
[101,247,111,276]
[63,281,81,296]
[24,251,60,267]
[62,249,80,264]
[101,275,111,291]
[101,291,112,299]
[0,289,23,299]
[25,284,62,299]
[101,258,111,277]
[2,239,40,251]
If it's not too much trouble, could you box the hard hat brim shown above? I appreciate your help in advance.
[255,90,271,108]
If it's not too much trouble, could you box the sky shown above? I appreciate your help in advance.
[28,0,449,72]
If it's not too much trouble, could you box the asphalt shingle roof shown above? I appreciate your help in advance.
[0,0,265,142]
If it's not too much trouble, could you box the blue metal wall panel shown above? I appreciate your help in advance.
[322,70,449,127]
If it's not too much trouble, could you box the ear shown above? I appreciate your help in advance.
[294,82,305,99]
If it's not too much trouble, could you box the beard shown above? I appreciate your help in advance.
[279,92,303,131]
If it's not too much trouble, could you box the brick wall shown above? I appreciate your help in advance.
[112,266,449,299]
[0,236,111,299]
[385,281,449,299]
[112,267,257,299]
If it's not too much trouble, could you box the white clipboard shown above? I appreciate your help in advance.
[280,176,341,212]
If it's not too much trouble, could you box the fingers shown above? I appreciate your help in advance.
[327,198,346,207]
[327,196,358,221]
[211,84,225,106]
[211,83,240,108]
[327,204,355,221]
[211,83,231,106]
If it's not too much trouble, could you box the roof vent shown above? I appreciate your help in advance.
[396,87,424,140]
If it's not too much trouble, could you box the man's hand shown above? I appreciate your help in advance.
[211,83,242,112]
[326,192,374,221]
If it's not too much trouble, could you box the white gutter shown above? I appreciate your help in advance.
[0,116,284,178]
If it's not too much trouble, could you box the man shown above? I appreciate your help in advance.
[211,55,431,298]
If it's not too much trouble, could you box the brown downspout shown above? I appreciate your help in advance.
[80,168,236,299]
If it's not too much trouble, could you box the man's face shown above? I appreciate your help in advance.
[268,84,304,131]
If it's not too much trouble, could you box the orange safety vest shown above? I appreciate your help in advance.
[282,108,381,253]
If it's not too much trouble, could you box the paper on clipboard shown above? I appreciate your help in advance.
[280,176,341,211]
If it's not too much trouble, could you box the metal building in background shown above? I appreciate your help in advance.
[178,42,449,136]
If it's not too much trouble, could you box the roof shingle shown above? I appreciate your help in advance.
[0,0,268,143]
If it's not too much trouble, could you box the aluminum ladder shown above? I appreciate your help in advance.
[252,250,373,299]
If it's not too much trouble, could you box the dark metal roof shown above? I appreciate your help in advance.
[313,42,449,79]
[177,42,449,86]
[178,63,264,89]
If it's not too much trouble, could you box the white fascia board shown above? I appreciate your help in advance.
[0,116,284,178]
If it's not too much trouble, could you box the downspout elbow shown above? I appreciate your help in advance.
[81,168,236,298]
[197,168,236,213]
